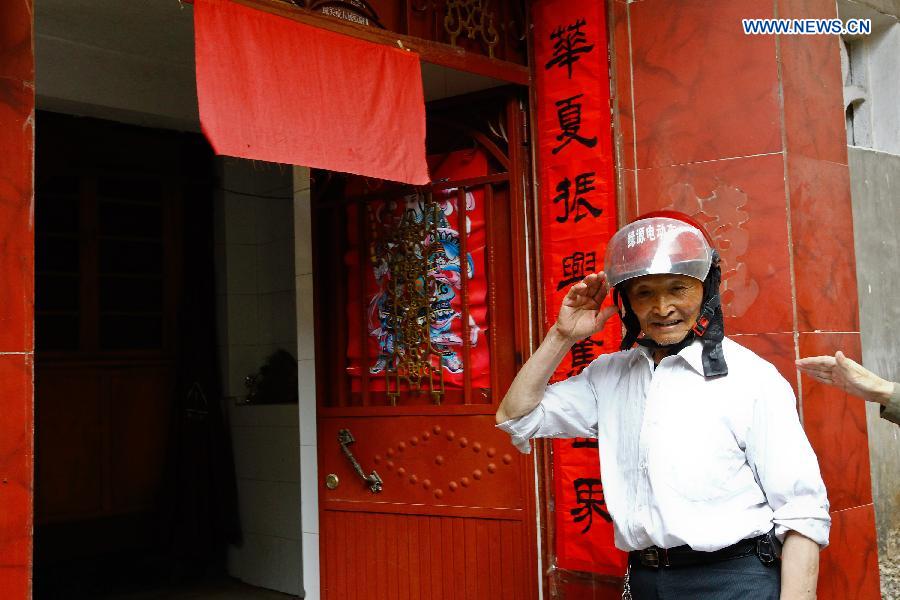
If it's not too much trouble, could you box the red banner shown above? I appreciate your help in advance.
[533,0,627,576]
[194,0,429,185]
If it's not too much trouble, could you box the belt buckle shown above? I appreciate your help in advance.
[756,536,777,565]
[641,548,669,569]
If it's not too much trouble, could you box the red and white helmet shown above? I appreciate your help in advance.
[604,213,713,288]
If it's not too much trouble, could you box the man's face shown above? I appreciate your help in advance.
[625,274,704,346]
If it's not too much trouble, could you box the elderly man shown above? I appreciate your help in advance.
[496,213,829,600]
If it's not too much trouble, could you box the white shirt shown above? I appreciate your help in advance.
[497,337,830,552]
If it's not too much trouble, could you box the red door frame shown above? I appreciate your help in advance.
[311,89,543,599]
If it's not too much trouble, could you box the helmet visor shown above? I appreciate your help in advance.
[604,217,712,287]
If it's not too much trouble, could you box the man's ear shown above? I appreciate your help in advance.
[613,285,629,318]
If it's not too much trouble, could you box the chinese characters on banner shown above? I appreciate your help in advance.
[533,0,628,576]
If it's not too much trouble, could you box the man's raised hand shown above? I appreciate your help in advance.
[555,272,617,342]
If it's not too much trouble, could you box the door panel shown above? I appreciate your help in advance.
[321,511,528,600]
[320,416,527,511]
[108,366,174,510]
[35,369,105,519]
[315,90,537,599]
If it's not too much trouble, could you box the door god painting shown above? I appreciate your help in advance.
[345,150,492,404]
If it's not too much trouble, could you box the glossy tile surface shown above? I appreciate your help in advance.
[778,0,848,165]
[611,0,635,171]
[799,333,872,512]
[629,0,781,168]
[618,168,638,223]
[0,0,34,83]
[0,79,35,353]
[819,504,880,600]
[0,5,34,595]
[636,154,793,334]
[0,355,33,569]
[0,567,29,599]
[788,155,858,333]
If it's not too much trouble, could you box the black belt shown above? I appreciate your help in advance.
[629,533,777,569]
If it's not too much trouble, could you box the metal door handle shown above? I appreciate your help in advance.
[337,429,383,493]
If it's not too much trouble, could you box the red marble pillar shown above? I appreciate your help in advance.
[0,1,34,598]
[611,0,880,597]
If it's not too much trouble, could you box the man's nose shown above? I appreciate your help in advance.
[652,294,675,316]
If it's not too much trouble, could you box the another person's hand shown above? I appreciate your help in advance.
[795,351,894,406]
[555,272,617,343]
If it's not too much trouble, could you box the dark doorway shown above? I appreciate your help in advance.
[33,112,239,598]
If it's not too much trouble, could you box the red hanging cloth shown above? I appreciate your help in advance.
[194,0,430,185]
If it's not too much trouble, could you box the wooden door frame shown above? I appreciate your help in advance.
[306,86,544,598]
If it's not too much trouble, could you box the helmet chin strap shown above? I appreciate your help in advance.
[694,252,728,377]
[614,251,728,378]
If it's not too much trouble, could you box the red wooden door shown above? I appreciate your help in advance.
[313,91,538,600]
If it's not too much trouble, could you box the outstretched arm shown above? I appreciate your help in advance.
[795,351,894,405]
[496,273,616,424]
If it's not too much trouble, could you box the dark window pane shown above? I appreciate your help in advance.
[37,175,79,197]
[99,315,163,350]
[99,277,163,312]
[99,239,163,274]
[36,314,80,351]
[36,236,80,272]
[36,195,79,235]
[96,177,162,204]
[36,274,80,311]
[99,201,162,239]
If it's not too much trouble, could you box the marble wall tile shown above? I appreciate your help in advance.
[799,332,872,512]
[636,154,793,335]
[777,0,849,165]
[0,567,29,598]
[0,5,34,593]
[611,0,635,171]
[617,168,638,224]
[0,0,34,83]
[0,80,35,353]
[629,0,781,168]
[818,504,880,600]
[787,155,858,333]
[0,355,33,568]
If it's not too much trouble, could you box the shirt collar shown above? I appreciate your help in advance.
[629,338,706,375]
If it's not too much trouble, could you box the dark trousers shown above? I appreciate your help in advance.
[629,553,781,600]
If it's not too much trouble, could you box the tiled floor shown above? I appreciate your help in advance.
[101,579,299,600]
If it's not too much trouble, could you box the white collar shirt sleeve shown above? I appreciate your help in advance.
[496,337,831,552]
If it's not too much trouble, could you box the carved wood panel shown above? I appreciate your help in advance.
[287,0,527,64]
